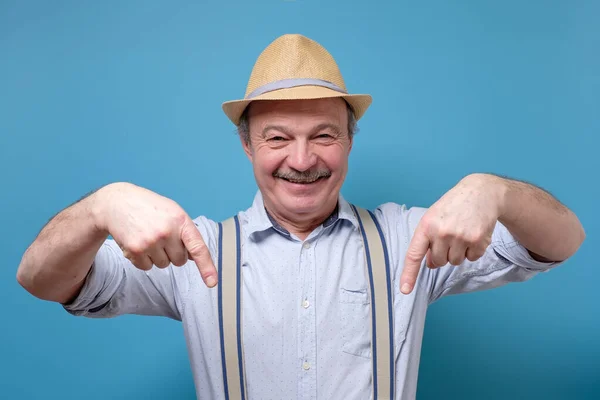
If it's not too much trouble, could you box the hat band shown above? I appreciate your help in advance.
[245,78,347,99]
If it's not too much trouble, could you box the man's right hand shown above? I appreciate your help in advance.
[94,182,217,288]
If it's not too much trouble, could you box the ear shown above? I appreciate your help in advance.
[240,135,253,162]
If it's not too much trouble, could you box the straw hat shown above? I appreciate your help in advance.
[221,34,373,125]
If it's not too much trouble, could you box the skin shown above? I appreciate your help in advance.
[399,173,585,294]
[239,98,585,295]
[16,97,585,304]
[241,98,352,239]
[16,183,217,304]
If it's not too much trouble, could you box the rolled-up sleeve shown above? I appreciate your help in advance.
[425,220,561,303]
[491,221,561,271]
[383,205,563,304]
[62,240,182,321]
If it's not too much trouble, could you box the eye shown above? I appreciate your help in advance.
[268,136,286,141]
[316,133,334,139]
[315,133,336,142]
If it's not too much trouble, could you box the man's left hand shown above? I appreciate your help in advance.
[399,173,506,294]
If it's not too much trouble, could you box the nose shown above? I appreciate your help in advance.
[287,139,317,172]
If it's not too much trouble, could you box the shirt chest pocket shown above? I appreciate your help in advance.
[339,288,372,358]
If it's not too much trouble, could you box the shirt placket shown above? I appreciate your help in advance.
[298,238,317,400]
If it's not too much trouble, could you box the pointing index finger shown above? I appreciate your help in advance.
[401,226,430,294]
[181,218,218,288]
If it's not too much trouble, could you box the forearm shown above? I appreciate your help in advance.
[491,175,585,262]
[17,188,109,304]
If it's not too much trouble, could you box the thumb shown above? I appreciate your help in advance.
[181,218,218,288]
[400,226,430,294]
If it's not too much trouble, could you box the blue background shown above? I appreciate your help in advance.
[1,1,598,399]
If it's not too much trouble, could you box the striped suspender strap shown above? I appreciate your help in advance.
[217,207,394,400]
[352,205,396,400]
[217,216,246,400]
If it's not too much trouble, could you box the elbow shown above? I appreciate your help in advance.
[16,254,85,305]
[530,217,585,263]
[16,250,32,290]
[562,217,586,261]
[574,221,586,255]
[16,257,38,297]
[16,265,60,303]
[16,251,47,300]
[16,266,27,289]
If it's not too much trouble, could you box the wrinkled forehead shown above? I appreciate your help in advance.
[246,98,349,135]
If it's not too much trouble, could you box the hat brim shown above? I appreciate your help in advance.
[222,85,372,125]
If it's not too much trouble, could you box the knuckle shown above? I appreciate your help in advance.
[181,225,199,243]
[155,228,171,241]
[171,208,187,224]
[172,258,187,267]
[406,252,424,264]
[418,216,430,230]
[188,241,208,258]
[127,238,153,255]
[155,259,170,268]
[449,256,463,266]
[127,243,146,257]
[466,254,478,262]
[416,220,432,238]
[465,230,483,244]
[431,256,447,268]
[168,248,187,266]
[177,253,189,266]
[133,259,151,271]
[467,247,486,261]
[200,270,213,280]
[482,237,492,248]
[169,251,187,267]
[437,227,453,240]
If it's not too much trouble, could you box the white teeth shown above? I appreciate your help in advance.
[282,177,319,184]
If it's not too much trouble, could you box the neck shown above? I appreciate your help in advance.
[265,201,338,241]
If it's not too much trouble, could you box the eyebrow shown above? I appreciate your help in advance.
[262,123,343,137]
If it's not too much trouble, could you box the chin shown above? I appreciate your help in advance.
[280,186,337,215]
[283,196,323,215]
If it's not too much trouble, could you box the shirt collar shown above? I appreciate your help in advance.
[243,190,360,238]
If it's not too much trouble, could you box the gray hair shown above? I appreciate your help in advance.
[236,100,359,145]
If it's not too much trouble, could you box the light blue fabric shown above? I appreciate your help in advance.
[64,191,559,400]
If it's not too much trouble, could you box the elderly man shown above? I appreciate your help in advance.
[17,34,584,400]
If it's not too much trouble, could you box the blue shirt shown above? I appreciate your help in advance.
[64,191,558,399]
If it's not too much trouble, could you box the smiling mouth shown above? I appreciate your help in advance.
[279,176,326,185]
[274,169,332,185]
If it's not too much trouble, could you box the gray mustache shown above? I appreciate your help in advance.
[273,169,331,183]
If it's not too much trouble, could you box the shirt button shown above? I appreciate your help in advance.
[303,242,311,249]
[302,299,310,309]
[302,362,311,370]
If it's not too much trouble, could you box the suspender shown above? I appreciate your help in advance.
[217,216,247,400]
[351,205,396,400]
[217,206,395,400]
